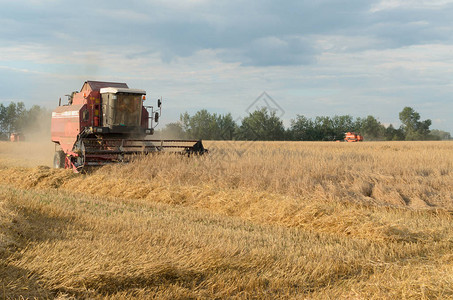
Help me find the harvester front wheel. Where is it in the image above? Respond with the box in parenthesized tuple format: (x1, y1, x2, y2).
(54, 150, 66, 169)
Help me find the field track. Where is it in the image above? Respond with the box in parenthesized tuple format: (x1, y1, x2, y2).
(1, 140, 453, 299)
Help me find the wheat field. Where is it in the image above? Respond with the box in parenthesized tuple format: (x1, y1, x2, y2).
(1, 140, 453, 299)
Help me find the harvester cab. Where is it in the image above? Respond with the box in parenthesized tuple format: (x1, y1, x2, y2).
(98, 87, 153, 135)
(51, 80, 206, 172)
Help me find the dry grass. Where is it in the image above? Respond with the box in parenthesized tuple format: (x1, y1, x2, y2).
(1, 140, 453, 299)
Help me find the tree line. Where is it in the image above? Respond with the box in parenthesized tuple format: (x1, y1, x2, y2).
(0, 102, 51, 140)
(157, 106, 451, 141)
(1, 101, 450, 141)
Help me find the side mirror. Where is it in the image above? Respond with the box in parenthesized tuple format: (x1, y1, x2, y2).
(154, 112, 159, 123)
(157, 99, 162, 108)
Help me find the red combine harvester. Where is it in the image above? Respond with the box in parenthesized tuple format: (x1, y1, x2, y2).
(51, 81, 206, 172)
(344, 132, 364, 142)
(10, 132, 25, 142)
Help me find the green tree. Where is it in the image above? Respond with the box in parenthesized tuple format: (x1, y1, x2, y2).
(217, 113, 237, 140)
(3, 102, 18, 132)
(189, 109, 217, 139)
(290, 115, 358, 141)
(0, 104, 5, 129)
(356, 115, 385, 140)
(312, 116, 335, 140)
(0, 102, 26, 133)
(384, 124, 405, 141)
(180, 112, 191, 134)
(237, 108, 285, 140)
(399, 107, 432, 140)
(290, 115, 315, 141)
(429, 129, 451, 140)
(0, 101, 51, 140)
(179, 110, 238, 140)
(331, 115, 356, 140)
(0, 103, 6, 139)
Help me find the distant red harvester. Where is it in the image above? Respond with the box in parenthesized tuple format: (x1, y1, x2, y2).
(344, 132, 364, 142)
(9, 132, 25, 142)
(51, 81, 206, 172)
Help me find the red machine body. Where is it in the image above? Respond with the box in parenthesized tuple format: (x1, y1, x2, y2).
(51, 81, 150, 155)
(51, 81, 205, 171)
(344, 132, 364, 142)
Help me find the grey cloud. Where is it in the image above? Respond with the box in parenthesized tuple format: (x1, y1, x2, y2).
(0, 0, 377, 65)
(368, 3, 453, 47)
(222, 36, 316, 66)
(1, 0, 453, 66)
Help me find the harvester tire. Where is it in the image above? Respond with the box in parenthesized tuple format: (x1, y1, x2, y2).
(54, 150, 66, 169)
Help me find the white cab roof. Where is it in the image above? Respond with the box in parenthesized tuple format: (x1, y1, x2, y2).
(100, 87, 146, 95)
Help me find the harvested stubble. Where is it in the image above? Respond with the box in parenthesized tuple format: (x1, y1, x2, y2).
(0, 140, 453, 299)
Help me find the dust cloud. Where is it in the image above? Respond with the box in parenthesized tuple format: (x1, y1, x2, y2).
(0, 112, 54, 168)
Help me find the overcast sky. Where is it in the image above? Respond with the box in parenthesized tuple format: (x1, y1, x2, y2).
(0, 0, 452, 132)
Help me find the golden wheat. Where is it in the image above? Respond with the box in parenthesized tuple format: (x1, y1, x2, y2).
(1, 140, 452, 299)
